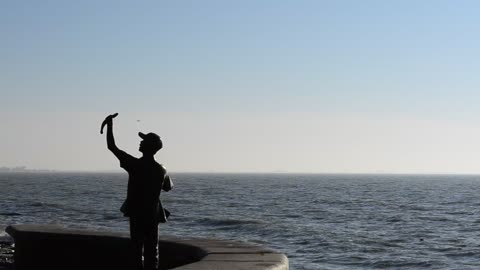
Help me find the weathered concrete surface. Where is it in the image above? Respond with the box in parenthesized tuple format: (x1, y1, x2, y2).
(158, 237, 288, 270)
(6, 224, 288, 270)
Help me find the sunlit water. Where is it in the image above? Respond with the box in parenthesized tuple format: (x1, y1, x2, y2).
(2, 173, 480, 269)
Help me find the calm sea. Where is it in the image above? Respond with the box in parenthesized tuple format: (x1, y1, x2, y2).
(2, 172, 480, 269)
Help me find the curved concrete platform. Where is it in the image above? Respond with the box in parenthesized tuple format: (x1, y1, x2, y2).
(6, 224, 288, 270)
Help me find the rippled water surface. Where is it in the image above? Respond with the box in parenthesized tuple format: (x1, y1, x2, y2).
(2, 173, 480, 269)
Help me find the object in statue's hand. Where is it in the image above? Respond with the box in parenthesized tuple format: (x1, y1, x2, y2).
(100, 113, 119, 134)
(163, 175, 174, 192)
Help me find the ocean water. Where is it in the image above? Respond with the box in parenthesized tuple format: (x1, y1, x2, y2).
(2, 173, 480, 269)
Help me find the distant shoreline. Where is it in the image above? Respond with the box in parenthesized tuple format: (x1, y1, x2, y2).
(0, 169, 55, 173)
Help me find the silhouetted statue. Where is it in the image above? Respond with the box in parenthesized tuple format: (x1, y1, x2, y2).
(101, 113, 173, 270)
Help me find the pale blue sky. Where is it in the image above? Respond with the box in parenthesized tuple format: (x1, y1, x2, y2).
(2, 1, 480, 173)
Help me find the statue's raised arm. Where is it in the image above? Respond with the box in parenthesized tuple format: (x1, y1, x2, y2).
(101, 113, 124, 156)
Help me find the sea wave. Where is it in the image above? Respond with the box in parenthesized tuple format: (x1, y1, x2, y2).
(0, 212, 21, 217)
(197, 217, 265, 227)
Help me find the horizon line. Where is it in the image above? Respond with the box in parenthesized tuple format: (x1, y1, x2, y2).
(3, 169, 480, 176)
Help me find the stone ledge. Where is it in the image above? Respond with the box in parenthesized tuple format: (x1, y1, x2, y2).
(6, 224, 288, 270)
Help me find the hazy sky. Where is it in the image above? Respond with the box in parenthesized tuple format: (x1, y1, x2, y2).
(2, 1, 480, 173)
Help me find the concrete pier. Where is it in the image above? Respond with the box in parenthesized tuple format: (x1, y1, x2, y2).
(6, 224, 288, 270)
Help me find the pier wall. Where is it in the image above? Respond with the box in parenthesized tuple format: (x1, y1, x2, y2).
(6, 224, 288, 270)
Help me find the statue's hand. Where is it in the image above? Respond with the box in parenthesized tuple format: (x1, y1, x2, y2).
(100, 113, 119, 134)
